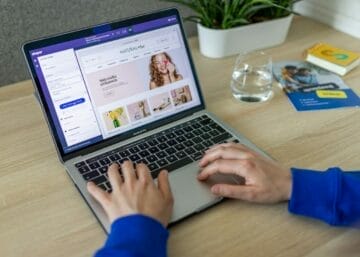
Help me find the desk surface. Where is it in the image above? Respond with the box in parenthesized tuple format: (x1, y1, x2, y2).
(0, 16, 359, 257)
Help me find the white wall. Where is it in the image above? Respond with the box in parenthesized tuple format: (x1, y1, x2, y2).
(294, 0, 360, 39)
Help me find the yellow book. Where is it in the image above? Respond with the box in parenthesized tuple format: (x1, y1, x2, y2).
(306, 42, 360, 76)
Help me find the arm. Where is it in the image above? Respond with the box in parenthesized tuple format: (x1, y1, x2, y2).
(87, 162, 173, 257)
(289, 167, 360, 226)
(95, 215, 168, 257)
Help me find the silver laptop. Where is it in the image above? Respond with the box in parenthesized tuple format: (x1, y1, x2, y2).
(23, 8, 267, 232)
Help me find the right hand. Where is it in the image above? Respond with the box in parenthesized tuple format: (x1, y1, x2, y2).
(197, 143, 292, 203)
(87, 161, 174, 227)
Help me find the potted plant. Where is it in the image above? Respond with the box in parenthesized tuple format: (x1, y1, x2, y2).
(167, 0, 301, 58)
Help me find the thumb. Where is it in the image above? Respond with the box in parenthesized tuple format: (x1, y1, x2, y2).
(211, 184, 256, 201)
(87, 182, 111, 209)
(157, 170, 173, 203)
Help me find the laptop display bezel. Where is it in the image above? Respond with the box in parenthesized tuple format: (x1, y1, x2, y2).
(22, 8, 206, 162)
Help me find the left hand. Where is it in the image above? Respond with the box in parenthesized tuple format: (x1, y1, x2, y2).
(87, 161, 174, 227)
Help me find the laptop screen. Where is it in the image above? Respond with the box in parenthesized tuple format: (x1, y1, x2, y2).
(25, 10, 203, 156)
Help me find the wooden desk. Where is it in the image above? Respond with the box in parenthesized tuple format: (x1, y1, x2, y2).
(0, 16, 359, 257)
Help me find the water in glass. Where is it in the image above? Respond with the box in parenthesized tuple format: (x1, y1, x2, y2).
(231, 51, 273, 102)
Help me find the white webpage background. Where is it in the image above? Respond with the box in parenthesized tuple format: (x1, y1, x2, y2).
(76, 24, 201, 139)
(37, 49, 101, 147)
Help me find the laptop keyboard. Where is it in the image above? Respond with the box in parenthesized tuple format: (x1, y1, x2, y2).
(74, 115, 236, 192)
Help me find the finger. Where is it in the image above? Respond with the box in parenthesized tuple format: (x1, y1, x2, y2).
(121, 161, 137, 183)
(211, 184, 257, 201)
(198, 159, 254, 180)
(87, 182, 110, 207)
(199, 145, 255, 167)
(107, 163, 122, 192)
(136, 163, 152, 184)
(157, 170, 173, 203)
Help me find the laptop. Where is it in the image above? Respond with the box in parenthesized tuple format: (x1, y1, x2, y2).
(23, 8, 268, 232)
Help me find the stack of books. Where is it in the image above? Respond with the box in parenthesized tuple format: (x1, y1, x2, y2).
(305, 42, 360, 76)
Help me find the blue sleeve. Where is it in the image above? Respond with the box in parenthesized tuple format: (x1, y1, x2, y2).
(289, 167, 360, 226)
(95, 214, 169, 257)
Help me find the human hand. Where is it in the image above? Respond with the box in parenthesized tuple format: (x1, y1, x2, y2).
(166, 62, 175, 74)
(198, 143, 292, 203)
(87, 161, 174, 227)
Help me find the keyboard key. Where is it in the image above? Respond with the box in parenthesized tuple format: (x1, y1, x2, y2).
(167, 139, 177, 146)
(137, 159, 148, 165)
(192, 123, 201, 129)
(174, 129, 184, 136)
(156, 151, 167, 159)
(98, 165, 108, 173)
(200, 133, 211, 140)
(99, 158, 111, 166)
(75, 161, 86, 168)
(176, 135, 186, 142)
(158, 143, 168, 150)
(185, 147, 196, 155)
(200, 118, 211, 125)
(139, 150, 150, 157)
(83, 170, 99, 181)
(201, 126, 211, 132)
(157, 159, 169, 167)
(184, 132, 195, 139)
(166, 155, 178, 163)
(138, 142, 149, 150)
(151, 157, 192, 179)
(88, 162, 100, 170)
(209, 130, 220, 137)
(149, 146, 160, 153)
(210, 123, 225, 133)
(129, 154, 140, 162)
(174, 143, 185, 151)
(119, 150, 130, 158)
(183, 126, 193, 132)
(211, 132, 232, 144)
(157, 135, 167, 143)
(166, 132, 176, 139)
(184, 140, 193, 147)
(91, 175, 107, 185)
(175, 151, 186, 159)
(148, 162, 159, 171)
(165, 147, 176, 155)
(190, 152, 203, 161)
(129, 146, 140, 154)
(193, 137, 202, 143)
(203, 140, 213, 147)
(146, 155, 158, 163)
(233, 139, 240, 143)
(148, 139, 158, 146)
(193, 129, 202, 136)
(78, 166, 90, 174)
(194, 143, 205, 151)
(109, 154, 120, 161)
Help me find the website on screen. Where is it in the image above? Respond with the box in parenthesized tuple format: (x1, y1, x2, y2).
(37, 23, 200, 151)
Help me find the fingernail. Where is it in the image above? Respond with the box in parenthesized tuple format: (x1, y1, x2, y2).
(211, 186, 219, 194)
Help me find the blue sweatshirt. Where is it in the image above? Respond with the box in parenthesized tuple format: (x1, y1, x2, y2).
(95, 167, 360, 257)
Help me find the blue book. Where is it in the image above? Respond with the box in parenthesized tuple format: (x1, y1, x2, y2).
(273, 61, 360, 111)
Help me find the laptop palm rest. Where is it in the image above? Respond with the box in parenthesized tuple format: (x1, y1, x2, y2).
(169, 162, 243, 223)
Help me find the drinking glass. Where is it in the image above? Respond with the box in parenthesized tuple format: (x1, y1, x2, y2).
(230, 51, 273, 102)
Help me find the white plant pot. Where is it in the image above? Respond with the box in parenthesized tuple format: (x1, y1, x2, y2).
(197, 14, 293, 58)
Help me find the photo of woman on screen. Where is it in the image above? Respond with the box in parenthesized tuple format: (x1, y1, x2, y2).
(149, 52, 183, 89)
